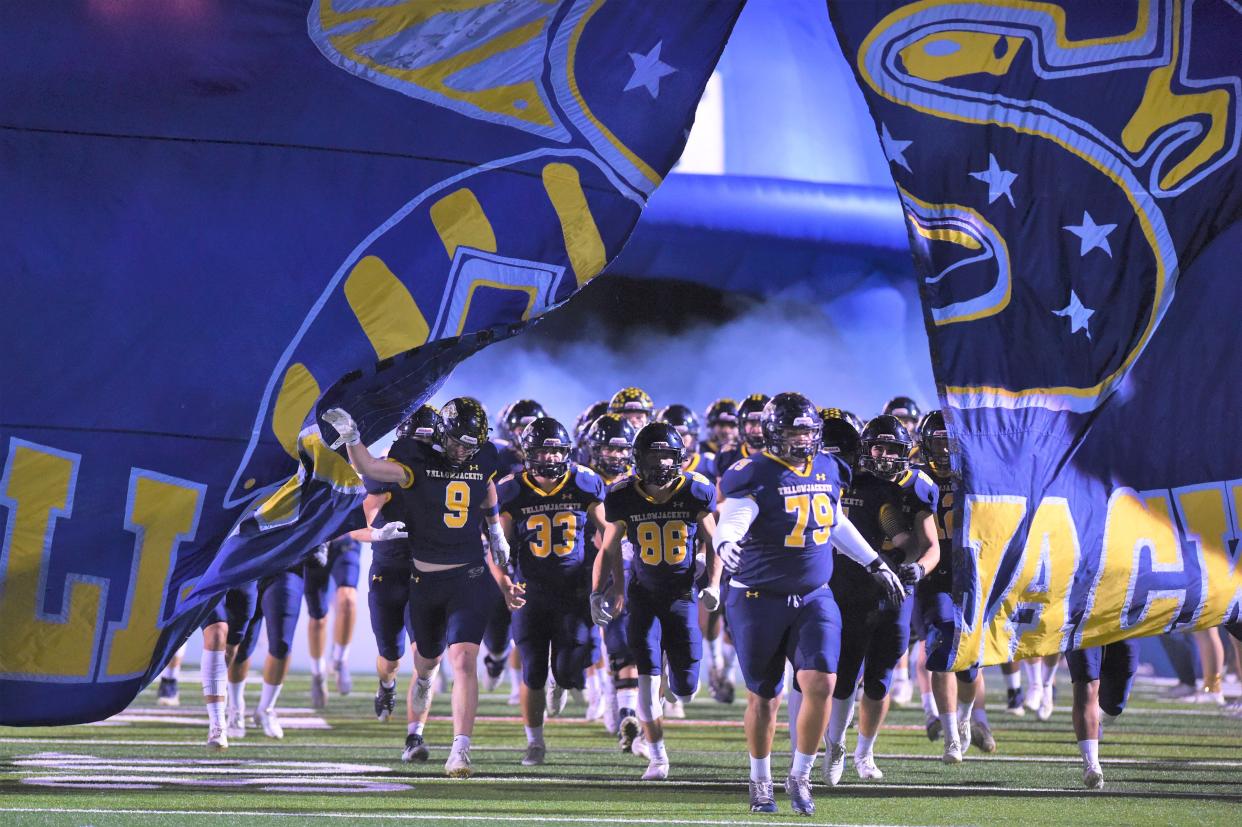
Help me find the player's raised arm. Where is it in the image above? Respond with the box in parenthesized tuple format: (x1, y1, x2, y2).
(322, 408, 411, 485)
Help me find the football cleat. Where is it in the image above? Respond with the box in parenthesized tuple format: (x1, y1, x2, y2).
(617, 709, 641, 753)
(925, 715, 942, 742)
(156, 677, 180, 707)
(1192, 690, 1226, 706)
(1083, 762, 1104, 790)
(482, 654, 506, 691)
(546, 681, 568, 718)
(854, 753, 884, 781)
(971, 717, 997, 753)
(226, 709, 246, 740)
(642, 757, 670, 781)
(785, 774, 815, 816)
(957, 715, 972, 753)
(375, 682, 397, 722)
(1005, 687, 1026, 715)
(310, 674, 328, 710)
(521, 741, 546, 767)
(1037, 684, 1055, 721)
(1166, 682, 1197, 700)
(824, 742, 847, 786)
(663, 698, 686, 719)
(206, 724, 228, 751)
(709, 667, 735, 704)
(748, 779, 778, 814)
(1024, 684, 1043, 713)
(335, 659, 352, 696)
(402, 733, 429, 763)
(445, 747, 473, 778)
(942, 738, 963, 765)
(255, 706, 283, 740)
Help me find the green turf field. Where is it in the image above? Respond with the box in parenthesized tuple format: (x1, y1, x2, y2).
(2, 670, 1239, 826)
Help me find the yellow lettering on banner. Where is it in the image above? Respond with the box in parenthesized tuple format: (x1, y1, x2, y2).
(105, 472, 204, 678)
(1175, 482, 1242, 629)
(430, 188, 497, 260)
(271, 363, 320, 459)
(0, 441, 103, 679)
(542, 163, 606, 287)
(344, 256, 430, 360)
(1084, 488, 1182, 647)
(993, 498, 1078, 662)
(951, 495, 1026, 672)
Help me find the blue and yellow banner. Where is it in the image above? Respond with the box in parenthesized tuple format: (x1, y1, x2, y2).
(829, 0, 1242, 669)
(0, 0, 741, 725)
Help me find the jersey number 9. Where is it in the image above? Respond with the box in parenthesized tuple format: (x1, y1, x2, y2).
(444, 481, 471, 529)
(784, 492, 834, 548)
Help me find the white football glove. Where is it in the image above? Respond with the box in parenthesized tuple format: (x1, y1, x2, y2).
(697, 585, 721, 613)
(867, 558, 905, 606)
(311, 543, 330, 567)
(589, 591, 614, 627)
(370, 521, 407, 542)
(716, 540, 742, 572)
(322, 407, 360, 450)
(487, 522, 510, 569)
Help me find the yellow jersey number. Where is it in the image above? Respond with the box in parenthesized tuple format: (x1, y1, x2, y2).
(526, 512, 578, 558)
(783, 492, 835, 548)
(444, 481, 471, 529)
(636, 520, 689, 566)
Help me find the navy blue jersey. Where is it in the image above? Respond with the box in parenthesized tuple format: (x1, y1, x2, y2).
(682, 452, 717, 486)
(833, 470, 934, 598)
(719, 452, 850, 595)
(605, 471, 716, 592)
(714, 443, 758, 485)
(911, 465, 952, 584)
(497, 465, 605, 589)
(383, 439, 501, 565)
(494, 438, 524, 477)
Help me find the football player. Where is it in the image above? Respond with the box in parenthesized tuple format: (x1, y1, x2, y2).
(491, 418, 607, 765)
(197, 586, 258, 749)
(303, 536, 361, 708)
(658, 404, 716, 482)
(701, 398, 739, 459)
(714, 394, 904, 815)
(324, 397, 510, 778)
(572, 401, 610, 466)
(819, 409, 862, 468)
(882, 395, 921, 440)
(495, 399, 546, 475)
(609, 386, 655, 431)
(1067, 639, 1140, 789)
(593, 422, 721, 780)
(822, 415, 940, 782)
(585, 413, 642, 745)
(155, 643, 188, 707)
(714, 393, 768, 478)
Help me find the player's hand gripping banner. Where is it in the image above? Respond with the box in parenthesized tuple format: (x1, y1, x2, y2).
(829, 0, 1242, 669)
(0, 0, 741, 724)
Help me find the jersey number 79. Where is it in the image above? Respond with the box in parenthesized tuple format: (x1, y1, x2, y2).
(784, 492, 834, 548)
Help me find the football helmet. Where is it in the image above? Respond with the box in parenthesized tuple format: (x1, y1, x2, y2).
(505, 399, 546, 443)
(397, 404, 441, 443)
(609, 386, 654, 428)
(494, 402, 514, 442)
(761, 393, 822, 460)
(438, 397, 490, 466)
(819, 408, 862, 468)
(633, 422, 685, 487)
(820, 406, 864, 434)
(918, 409, 951, 476)
(737, 393, 771, 450)
(657, 403, 700, 450)
(520, 417, 573, 480)
(704, 398, 739, 427)
(858, 414, 913, 480)
(883, 395, 921, 434)
(587, 413, 636, 478)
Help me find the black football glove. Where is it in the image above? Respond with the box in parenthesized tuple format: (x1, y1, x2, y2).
(898, 562, 925, 588)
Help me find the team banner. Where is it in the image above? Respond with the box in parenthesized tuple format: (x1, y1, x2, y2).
(0, 0, 741, 725)
(828, 0, 1242, 669)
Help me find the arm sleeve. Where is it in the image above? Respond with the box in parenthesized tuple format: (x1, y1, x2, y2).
(830, 511, 880, 567)
(714, 496, 759, 547)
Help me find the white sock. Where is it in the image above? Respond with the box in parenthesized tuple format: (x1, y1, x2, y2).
(451, 734, 471, 753)
(921, 691, 938, 718)
(381, 677, 397, 690)
(586, 669, 600, 697)
(957, 699, 974, 722)
(332, 643, 349, 663)
(200, 649, 227, 698)
(940, 710, 959, 743)
(650, 738, 668, 762)
(749, 753, 771, 782)
(259, 681, 282, 713)
(1079, 738, 1099, 766)
(227, 680, 246, 715)
(855, 731, 877, 759)
(790, 750, 816, 778)
(206, 700, 226, 728)
(617, 686, 638, 712)
(826, 696, 855, 748)
(708, 636, 725, 671)
(1004, 670, 1021, 691)
(1044, 659, 1060, 688)
(310, 656, 326, 677)
(408, 721, 424, 736)
(525, 725, 544, 744)
(1024, 660, 1044, 689)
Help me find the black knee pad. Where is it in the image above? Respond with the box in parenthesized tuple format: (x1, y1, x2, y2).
(613, 676, 638, 690)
